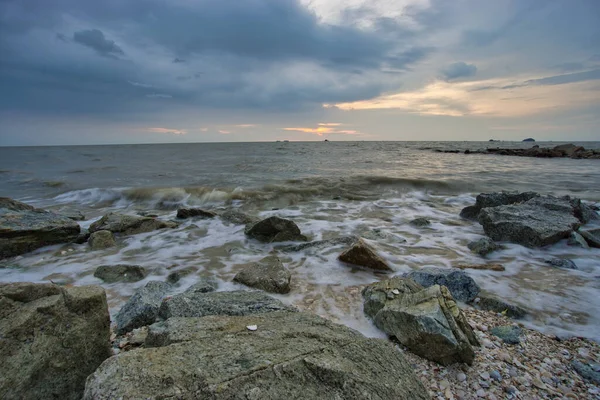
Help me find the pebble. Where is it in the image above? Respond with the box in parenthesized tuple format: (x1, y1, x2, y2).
(480, 372, 490, 380)
(482, 339, 495, 349)
(532, 377, 547, 390)
(490, 370, 502, 382)
(508, 368, 519, 378)
(439, 380, 450, 390)
(498, 352, 511, 363)
(505, 385, 517, 394)
(578, 347, 590, 358)
(456, 372, 466, 382)
(246, 325, 258, 331)
(476, 389, 485, 398)
(444, 387, 453, 399)
(479, 380, 490, 389)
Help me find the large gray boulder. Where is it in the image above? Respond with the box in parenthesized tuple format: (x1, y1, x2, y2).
(338, 238, 392, 271)
(363, 277, 479, 365)
(460, 192, 539, 220)
(1, 198, 81, 258)
(115, 281, 172, 335)
(0, 283, 111, 400)
(407, 267, 480, 303)
(158, 290, 295, 320)
(244, 216, 307, 243)
(89, 212, 177, 235)
(233, 255, 291, 294)
(84, 311, 428, 400)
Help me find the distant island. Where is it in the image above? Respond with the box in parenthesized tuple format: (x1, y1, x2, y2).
(522, 138, 535, 142)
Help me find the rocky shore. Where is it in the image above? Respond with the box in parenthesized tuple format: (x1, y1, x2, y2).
(1, 193, 599, 399)
(433, 143, 600, 159)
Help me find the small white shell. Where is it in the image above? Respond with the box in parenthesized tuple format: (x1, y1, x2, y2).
(246, 325, 258, 331)
(391, 289, 400, 295)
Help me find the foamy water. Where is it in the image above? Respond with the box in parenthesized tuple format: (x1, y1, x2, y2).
(1, 141, 599, 340)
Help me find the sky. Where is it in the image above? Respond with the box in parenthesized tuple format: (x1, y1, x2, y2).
(0, 0, 599, 145)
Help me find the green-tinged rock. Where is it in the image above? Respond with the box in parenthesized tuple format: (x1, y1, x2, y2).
(278, 236, 358, 252)
(244, 216, 307, 243)
(338, 238, 392, 271)
(567, 231, 589, 249)
(233, 255, 291, 294)
(1, 198, 81, 258)
(115, 281, 172, 335)
(490, 325, 522, 344)
(219, 209, 259, 225)
(475, 295, 527, 319)
(89, 212, 177, 235)
(572, 360, 600, 384)
(580, 228, 600, 248)
(363, 277, 479, 365)
(84, 311, 429, 400)
(409, 217, 431, 227)
(176, 208, 217, 219)
(158, 290, 295, 320)
(94, 264, 146, 283)
(184, 277, 218, 293)
(88, 230, 116, 250)
(468, 237, 501, 256)
(0, 282, 111, 400)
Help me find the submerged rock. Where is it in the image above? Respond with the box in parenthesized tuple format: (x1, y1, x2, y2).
(0, 198, 81, 258)
(580, 228, 600, 248)
(567, 231, 590, 248)
(460, 192, 539, 220)
(0, 283, 111, 400)
(89, 212, 177, 235)
(84, 311, 428, 400)
(93, 264, 146, 283)
(407, 267, 480, 302)
(363, 277, 479, 365)
(467, 237, 501, 256)
(544, 258, 578, 270)
(474, 295, 527, 319)
(185, 277, 218, 293)
(176, 208, 217, 219)
(115, 281, 172, 335)
(456, 263, 505, 272)
(88, 230, 116, 250)
(244, 216, 307, 243)
(158, 290, 295, 320)
(490, 325, 522, 344)
(233, 255, 291, 294)
(165, 266, 197, 284)
(278, 236, 358, 252)
(409, 217, 431, 227)
(338, 238, 392, 271)
(219, 209, 259, 225)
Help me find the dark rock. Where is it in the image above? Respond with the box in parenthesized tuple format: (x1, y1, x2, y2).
(456, 264, 505, 272)
(567, 231, 590, 249)
(580, 228, 600, 248)
(544, 258, 578, 270)
(522, 138, 535, 142)
(115, 281, 171, 335)
(406, 267, 480, 303)
(553, 143, 583, 157)
(74, 229, 91, 244)
(490, 325, 522, 344)
(184, 277, 218, 293)
(244, 216, 307, 243)
(572, 360, 600, 384)
(1, 199, 81, 258)
(409, 217, 431, 227)
(0, 283, 111, 400)
(278, 236, 358, 252)
(84, 311, 428, 400)
(338, 238, 392, 271)
(176, 208, 217, 219)
(58, 210, 86, 221)
(89, 213, 177, 235)
(474, 295, 527, 319)
(460, 192, 539, 220)
(362, 277, 479, 365)
(467, 237, 501, 256)
(88, 230, 116, 250)
(233, 255, 291, 294)
(93, 264, 146, 283)
(166, 267, 197, 285)
(219, 209, 259, 225)
(158, 290, 295, 320)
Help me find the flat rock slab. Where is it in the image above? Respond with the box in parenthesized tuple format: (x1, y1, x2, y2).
(233, 255, 291, 294)
(1, 199, 81, 258)
(89, 213, 177, 235)
(158, 290, 295, 320)
(176, 208, 217, 219)
(84, 311, 428, 400)
(0, 283, 111, 400)
(475, 295, 527, 319)
(580, 229, 600, 248)
(338, 238, 392, 271)
(406, 267, 480, 303)
(115, 281, 172, 335)
(278, 236, 358, 252)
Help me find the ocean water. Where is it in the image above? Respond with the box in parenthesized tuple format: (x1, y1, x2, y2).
(1, 141, 599, 340)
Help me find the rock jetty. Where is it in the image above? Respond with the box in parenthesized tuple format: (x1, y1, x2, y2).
(435, 143, 600, 159)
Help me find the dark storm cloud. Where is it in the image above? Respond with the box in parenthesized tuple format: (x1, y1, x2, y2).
(440, 62, 477, 81)
(72, 29, 124, 58)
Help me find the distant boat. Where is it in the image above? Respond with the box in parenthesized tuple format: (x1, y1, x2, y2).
(522, 138, 535, 142)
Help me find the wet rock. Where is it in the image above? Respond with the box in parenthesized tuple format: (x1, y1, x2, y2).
(89, 212, 177, 235)
(544, 258, 578, 270)
(410, 217, 431, 227)
(456, 263, 505, 272)
(58, 210, 86, 221)
(478, 197, 581, 247)
(74, 228, 91, 244)
(185, 277, 218, 293)
(554, 143, 584, 157)
(467, 237, 501, 256)
(0, 283, 111, 400)
(279, 236, 358, 252)
(572, 360, 600, 384)
(407, 267, 480, 302)
(475, 295, 527, 319)
(158, 290, 295, 320)
(363, 277, 479, 365)
(233, 255, 291, 294)
(567, 231, 590, 248)
(84, 311, 428, 400)
(219, 209, 259, 225)
(490, 325, 522, 344)
(1, 198, 81, 258)
(338, 238, 392, 271)
(579, 228, 600, 248)
(115, 281, 171, 335)
(88, 230, 116, 250)
(93, 264, 146, 283)
(176, 208, 217, 219)
(460, 192, 539, 220)
(244, 216, 307, 243)
(166, 266, 197, 284)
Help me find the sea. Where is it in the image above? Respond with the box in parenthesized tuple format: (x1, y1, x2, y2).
(1, 141, 599, 341)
